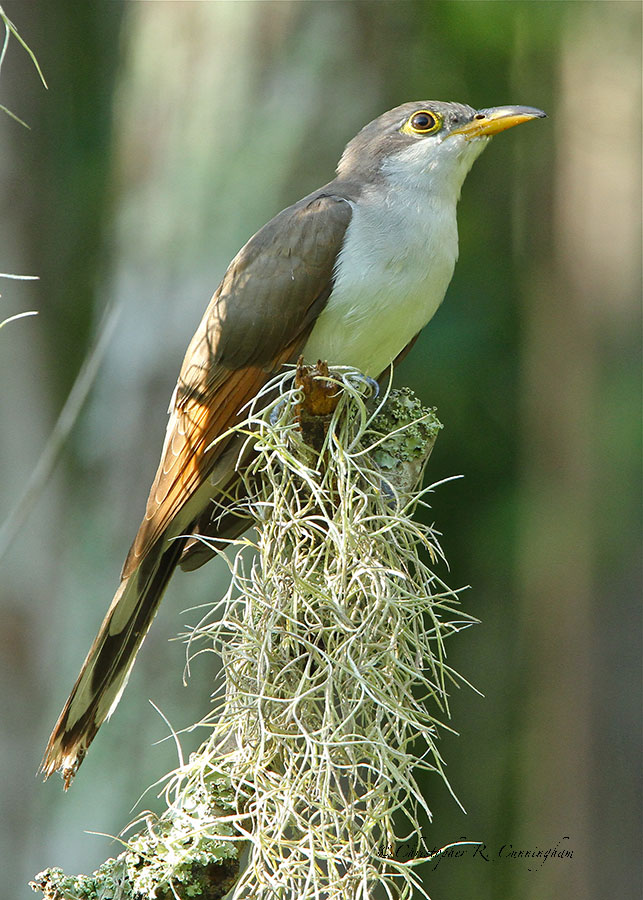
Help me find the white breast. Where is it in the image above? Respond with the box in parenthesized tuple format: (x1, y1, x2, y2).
(303, 183, 459, 376)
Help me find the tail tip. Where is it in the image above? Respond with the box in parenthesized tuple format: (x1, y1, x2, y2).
(40, 741, 85, 791)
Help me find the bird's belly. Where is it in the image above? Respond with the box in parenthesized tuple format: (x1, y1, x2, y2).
(303, 248, 455, 376)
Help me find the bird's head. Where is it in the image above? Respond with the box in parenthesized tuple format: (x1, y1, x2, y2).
(338, 100, 546, 197)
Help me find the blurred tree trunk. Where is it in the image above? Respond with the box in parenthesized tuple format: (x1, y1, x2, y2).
(0, 0, 123, 895)
(516, 5, 641, 900)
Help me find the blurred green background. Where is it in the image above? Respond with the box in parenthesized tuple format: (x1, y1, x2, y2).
(0, 2, 640, 898)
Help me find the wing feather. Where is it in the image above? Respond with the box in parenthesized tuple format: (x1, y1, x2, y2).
(122, 192, 353, 577)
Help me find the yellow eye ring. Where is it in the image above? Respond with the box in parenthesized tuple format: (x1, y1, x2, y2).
(401, 109, 442, 136)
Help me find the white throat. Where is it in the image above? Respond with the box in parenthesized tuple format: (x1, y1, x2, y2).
(303, 134, 488, 376)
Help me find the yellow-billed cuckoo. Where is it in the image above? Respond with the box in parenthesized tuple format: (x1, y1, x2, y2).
(42, 100, 545, 787)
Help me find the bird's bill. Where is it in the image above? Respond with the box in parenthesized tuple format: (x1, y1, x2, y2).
(450, 105, 546, 140)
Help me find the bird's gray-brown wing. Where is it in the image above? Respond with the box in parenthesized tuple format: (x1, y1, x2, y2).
(122, 191, 353, 577)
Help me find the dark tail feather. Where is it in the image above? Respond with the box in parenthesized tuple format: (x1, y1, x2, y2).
(41, 535, 186, 789)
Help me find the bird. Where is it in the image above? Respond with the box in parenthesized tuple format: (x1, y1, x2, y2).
(42, 100, 545, 788)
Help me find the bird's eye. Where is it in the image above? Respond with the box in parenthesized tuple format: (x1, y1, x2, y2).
(402, 110, 442, 136)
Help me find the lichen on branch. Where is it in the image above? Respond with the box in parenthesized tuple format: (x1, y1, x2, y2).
(32, 366, 475, 900)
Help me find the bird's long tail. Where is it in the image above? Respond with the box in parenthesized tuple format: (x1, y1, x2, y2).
(41, 534, 186, 789)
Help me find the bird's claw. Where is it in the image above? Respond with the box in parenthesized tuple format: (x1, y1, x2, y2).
(270, 399, 288, 425)
(345, 372, 380, 399)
